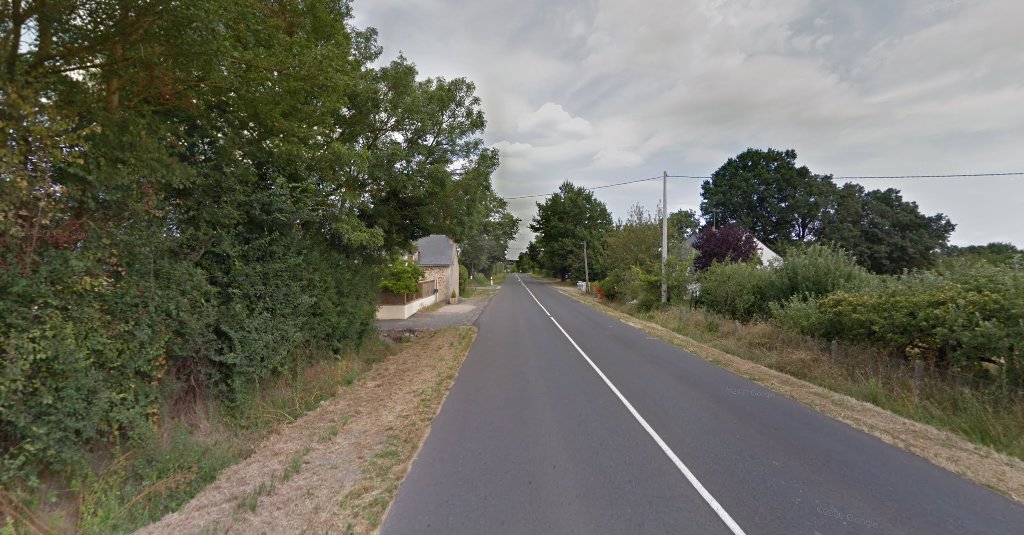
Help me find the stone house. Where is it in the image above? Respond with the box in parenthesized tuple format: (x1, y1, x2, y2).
(413, 234, 460, 304)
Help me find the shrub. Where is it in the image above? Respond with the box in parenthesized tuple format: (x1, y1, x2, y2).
(762, 243, 875, 303)
(0, 229, 381, 484)
(0, 231, 204, 483)
(379, 258, 424, 295)
(620, 266, 662, 311)
(459, 264, 469, 292)
(816, 260, 1024, 383)
(699, 262, 771, 322)
(599, 272, 621, 301)
(769, 296, 826, 337)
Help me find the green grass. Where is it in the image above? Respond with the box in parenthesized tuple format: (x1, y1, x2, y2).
(236, 478, 276, 513)
(601, 299, 1024, 462)
(9, 337, 399, 534)
(282, 450, 306, 482)
(462, 270, 508, 299)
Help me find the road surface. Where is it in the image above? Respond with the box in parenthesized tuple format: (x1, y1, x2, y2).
(381, 275, 1024, 534)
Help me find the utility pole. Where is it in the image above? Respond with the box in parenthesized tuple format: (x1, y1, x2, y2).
(583, 240, 590, 293)
(661, 170, 668, 304)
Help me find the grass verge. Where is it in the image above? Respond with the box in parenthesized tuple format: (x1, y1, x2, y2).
(462, 271, 505, 299)
(554, 286, 1024, 504)
(3, 337, 398, 534)
(129, 327, 476, 535)
(339, 327, 476, 533)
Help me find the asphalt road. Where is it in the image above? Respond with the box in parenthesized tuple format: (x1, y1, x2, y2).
(381, 275, 1024, 534)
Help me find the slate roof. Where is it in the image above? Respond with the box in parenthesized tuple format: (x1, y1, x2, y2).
(415, 234, 456, 266)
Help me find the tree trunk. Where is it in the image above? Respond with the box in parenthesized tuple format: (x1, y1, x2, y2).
(6, 0, 23, 79)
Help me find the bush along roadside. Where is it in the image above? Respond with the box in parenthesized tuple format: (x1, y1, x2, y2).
(696, 246, 1023, 389)
(591, 244, 1024, 461)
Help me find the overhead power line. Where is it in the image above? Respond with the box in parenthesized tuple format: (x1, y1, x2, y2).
(503, 175, 666, 200)
(834, 172, 1024, 179)
(501, 171, 1024, 201)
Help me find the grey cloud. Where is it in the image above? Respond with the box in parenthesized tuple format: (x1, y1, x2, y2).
(354, 0, 1024, 254)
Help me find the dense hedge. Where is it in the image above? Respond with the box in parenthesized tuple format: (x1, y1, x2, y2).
(0, 224, 379, 483)
(698, 262, 772, 321)
(700, 244, 871, 321)
(696, 246, 1024, 385)
(814, 261, 1023, 383)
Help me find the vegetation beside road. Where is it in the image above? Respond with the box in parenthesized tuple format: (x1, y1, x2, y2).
(556, 286, 1024, 503)
(1, 1, 517, 531)
(519, 146, 1023, 482)
(4, 337, 398, 534)
(579, 241, 1024, 461)
(615, 295, 1021, 461)
(133, 328, 475, 535)
(339, 328, 475, 533)
(461, 265, 508, 298)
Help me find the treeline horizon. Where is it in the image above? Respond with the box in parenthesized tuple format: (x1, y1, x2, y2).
(519, 147, 1000, 280)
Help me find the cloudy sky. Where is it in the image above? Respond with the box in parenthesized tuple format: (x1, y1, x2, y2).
(352, 0, 1024, 255)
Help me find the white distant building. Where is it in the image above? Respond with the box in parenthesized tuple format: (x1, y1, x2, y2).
(753, 237, 781, 266)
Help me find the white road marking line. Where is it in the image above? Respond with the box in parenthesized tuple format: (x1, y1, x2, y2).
(514, 274, 747, 535)
(515, 274, 552, 316)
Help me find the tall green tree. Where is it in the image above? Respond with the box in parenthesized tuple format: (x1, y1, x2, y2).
(668, 208, 701, 240)
(818, 184, 955, 274)
(0, 0, 504, 482)
(459, 197, 520, 276)
(604, 204, 662, 276)
(517, 241, 542, 272)
(598, 204, 694, 307)
(529, 181, 613, 280)
(700, 148, 836, 246)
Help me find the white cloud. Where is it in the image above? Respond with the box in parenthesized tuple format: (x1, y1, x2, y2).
(355, 0, 1024, 254)
(516, 102, 593, 139)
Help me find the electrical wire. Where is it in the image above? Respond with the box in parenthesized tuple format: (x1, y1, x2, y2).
(834, 172, 1024, 179)
(501, 171, 1024, 201)
(503, 175, 663, 200)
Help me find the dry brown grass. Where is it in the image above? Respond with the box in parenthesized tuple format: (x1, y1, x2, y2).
(135, 327, 476, 535)
(556, 287, 1024, 505)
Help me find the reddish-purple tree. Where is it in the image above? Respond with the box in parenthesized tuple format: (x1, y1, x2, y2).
(693, 224, 760, 271)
